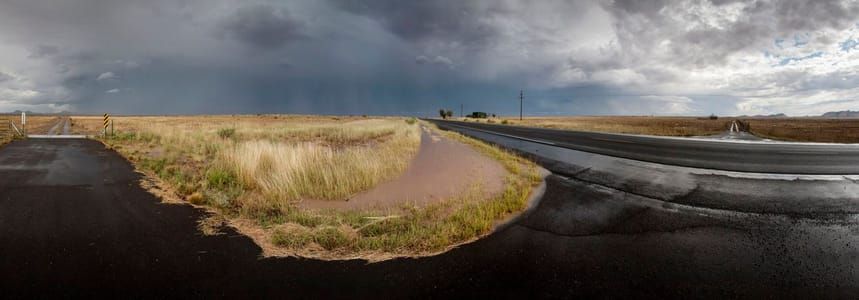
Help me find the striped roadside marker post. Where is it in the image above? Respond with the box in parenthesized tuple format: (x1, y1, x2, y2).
(103, 113, 110, 136)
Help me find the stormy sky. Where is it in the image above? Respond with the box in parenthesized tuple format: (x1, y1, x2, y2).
(1, 0, 858, 116)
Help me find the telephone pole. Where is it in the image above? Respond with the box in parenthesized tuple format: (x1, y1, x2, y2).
(519, 90, 523, 120)
(461, 103, 464, 118)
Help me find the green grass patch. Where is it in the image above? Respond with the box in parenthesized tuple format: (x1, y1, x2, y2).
(206, 167, 237, 190)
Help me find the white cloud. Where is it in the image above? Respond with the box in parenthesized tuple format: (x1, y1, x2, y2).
(415, 55, 454, 68)
(0, 87, 40, 101)
(96, 72, 116, 81)
(604, 95, 697, 115)
(116, 60, 140, 69)
(105, 88, 119, 94)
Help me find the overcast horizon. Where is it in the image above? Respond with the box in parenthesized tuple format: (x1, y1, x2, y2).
(1, 0, 858, 116)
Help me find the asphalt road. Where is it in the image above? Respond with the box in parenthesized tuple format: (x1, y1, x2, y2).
(2, 139, 859, 298)
(427, 119, 859, 174)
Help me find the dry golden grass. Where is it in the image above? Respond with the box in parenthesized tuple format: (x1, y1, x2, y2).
(220, 119, 420, 215)
(480, 116, 732, 136)
(69, 116, 105, 135)
(70, 114, 369, 136)
(99, 116, 420, 209)
(743, 118, 859, 143)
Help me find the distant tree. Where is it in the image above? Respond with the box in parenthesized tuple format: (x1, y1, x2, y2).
(469, 112, 488, 118)
(439, 109, 447, 119)
(491, 113, 496, 118)
(709, 114, 718, 120)
(445, 110, 453, 118)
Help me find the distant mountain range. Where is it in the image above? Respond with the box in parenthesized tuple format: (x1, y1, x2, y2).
(738, 113, 787, 118)
(737, 111, 859, 118)
(821, 110, 859, 118)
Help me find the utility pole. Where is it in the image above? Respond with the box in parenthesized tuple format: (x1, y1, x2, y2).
(519, 90, 523, 121)
(461, 103, 464, 118)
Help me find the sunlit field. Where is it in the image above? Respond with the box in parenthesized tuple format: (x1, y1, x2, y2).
(478, 116, 732, 137)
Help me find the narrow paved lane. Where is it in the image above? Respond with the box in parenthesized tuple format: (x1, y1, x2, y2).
(1, 139, 858, 298)
(0, 139, 263, 296)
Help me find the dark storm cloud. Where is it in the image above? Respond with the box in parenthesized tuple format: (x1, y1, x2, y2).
(334, 0, 499, 45)
(218, 4, 306, 50)
(1, 0, 858, 116)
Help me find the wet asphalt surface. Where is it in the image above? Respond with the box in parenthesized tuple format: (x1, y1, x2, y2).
(1, 139, 859, 298)
(429, 120, 859, 174)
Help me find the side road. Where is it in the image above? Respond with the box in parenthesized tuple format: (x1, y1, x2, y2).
(2, 139, 858, 298)
(0, 138, 263, 296)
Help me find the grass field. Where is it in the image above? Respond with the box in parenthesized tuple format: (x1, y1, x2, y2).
(479, 116, 732, 137)
(97, 115, 419, 207)
(93, 115, 539, 259)
(743, 118, 859, 143)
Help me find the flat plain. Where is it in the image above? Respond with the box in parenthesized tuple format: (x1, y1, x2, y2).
(742, 118, 859, 143)
(485, 116, 732, 136)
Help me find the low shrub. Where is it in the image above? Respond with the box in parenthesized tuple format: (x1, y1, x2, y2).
(206, 167, 237, 190)
(141, 157, 168, 174)
(217, 128, 236, 139)
(313, 227, 352, 250)
(187, 192, 205, 205)
(272, 227, 313, 248)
